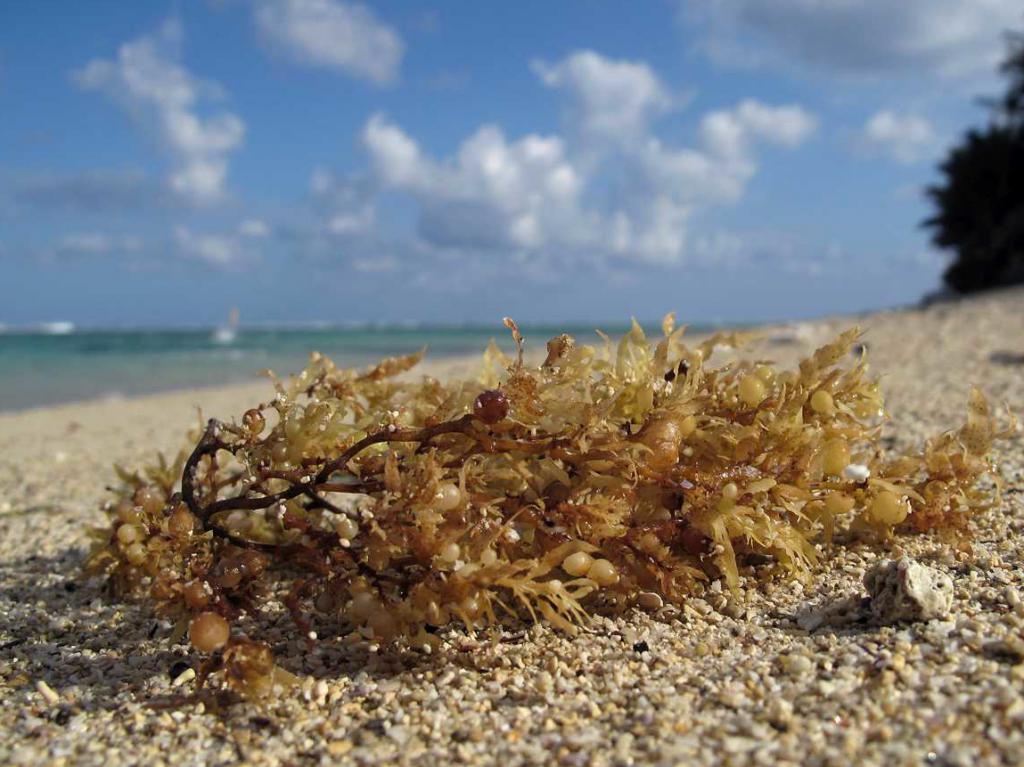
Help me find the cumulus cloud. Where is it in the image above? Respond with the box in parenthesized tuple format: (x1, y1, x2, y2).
(72, 21, 245, 205)
(532, 51, 673, 143)
(238, 219, 271, 238)
(174, 225, 252, 267)
(705, 100, 818, 151)
(693, 100, 817, 196)
(361, 51, 816, 266)
(593, 101, 815, 263)
(686, 0, 1022, 79)
(264, 169, 384, 268)
(308, 168, 378, 237)
(254, 0, 404, 85)
(860, 110, 937, 164)
(364, 115, 589, 252)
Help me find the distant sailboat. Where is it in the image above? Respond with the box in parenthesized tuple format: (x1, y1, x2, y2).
(41, 321, 76, 335)
(212, 307, 240, 345)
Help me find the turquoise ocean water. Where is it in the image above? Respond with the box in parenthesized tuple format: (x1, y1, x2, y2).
(0, 323, 698, 412)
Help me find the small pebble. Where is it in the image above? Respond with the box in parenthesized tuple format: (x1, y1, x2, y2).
(35, 680, 59, 705)
(865, 557, 953, 623)
(784, 655, 813, 676)
(171, 668, 196, 688)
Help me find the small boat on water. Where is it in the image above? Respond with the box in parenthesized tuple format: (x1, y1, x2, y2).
(40, 321, 76, 335)
(212, 307, 240, 345)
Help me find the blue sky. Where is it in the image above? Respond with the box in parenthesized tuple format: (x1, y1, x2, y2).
(1, 1, 1021, 327)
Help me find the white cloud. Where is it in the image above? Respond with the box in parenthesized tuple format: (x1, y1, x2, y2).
(711, 100, 818, 149)
(238, 219, 271, 238)
(73, 21, 245, 205)
(308, 168, 378, 236)
(693, 100, 817, 198)
(364, 115, 591, 253)
(362, 52, 816, 266)
(174, 226, 246, 267)
(861, 110, 937, 164)
(601, 101, 815, 264)
(270, 169, 384, 268)
(687, 0, 1021, 79)
(362, 116, 430, 188)
(327, 210, 375, 235)
(532, 51, 673, 143)
(254, 0, 403, 85)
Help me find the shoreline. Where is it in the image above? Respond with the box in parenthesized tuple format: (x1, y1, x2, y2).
(0, 352, 488, 419)
(10, 283, 1017, 417)
(0, 308, 869, 418)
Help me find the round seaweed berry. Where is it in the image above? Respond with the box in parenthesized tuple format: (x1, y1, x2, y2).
(189, 612, 230, 653)
(473, 389, 509, 424)
(242, 408, 265, 436)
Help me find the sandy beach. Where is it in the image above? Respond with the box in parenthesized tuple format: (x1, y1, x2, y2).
(2, 291, 1023, 767)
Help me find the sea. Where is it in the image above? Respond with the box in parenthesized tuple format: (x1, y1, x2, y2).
(0, 322, 700, 412)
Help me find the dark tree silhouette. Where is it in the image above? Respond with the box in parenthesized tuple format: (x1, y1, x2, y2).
(996, 32, 1024, 123)
(925, 32, 1024, 293)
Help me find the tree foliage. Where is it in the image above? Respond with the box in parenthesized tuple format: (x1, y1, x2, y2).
(926, 32, 1024, 293)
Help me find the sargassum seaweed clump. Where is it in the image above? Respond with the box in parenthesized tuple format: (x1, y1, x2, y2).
(87, 316, 1015, 698)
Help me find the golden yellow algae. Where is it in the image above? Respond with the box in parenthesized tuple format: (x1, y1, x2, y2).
(86, 318, 1014, 698)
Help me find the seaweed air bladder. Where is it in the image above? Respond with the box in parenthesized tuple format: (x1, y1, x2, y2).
(87, 315, 1014, 698)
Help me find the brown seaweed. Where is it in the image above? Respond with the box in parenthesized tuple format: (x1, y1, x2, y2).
(86, 317, 1014, 698)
